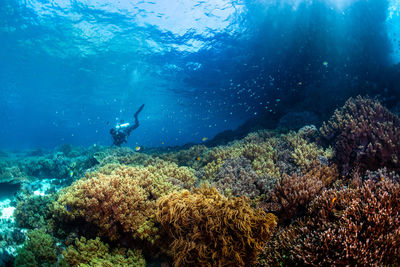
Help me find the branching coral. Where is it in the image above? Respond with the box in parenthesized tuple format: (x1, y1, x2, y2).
(14, 195, 54, 229)
(14, 228, 58, 267)
(92, 157, 197, 189)
(52, 164, 186, 243)
(321, 96, 400, 175)
(283, 131, 333, 172)
(263, 173, 324, 224)
(212, 156, 275, 198)
(262, 163, 338, 224)
(260, 177, 400, 266)
(62, 236, 145, 267)
(156, 186, 277, 267)
(199, 132, 281, 181)
(197, 129, 331, 184)
(143, 160, 197, 189)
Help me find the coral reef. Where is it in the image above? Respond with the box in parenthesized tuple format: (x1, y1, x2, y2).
(195, 129, 332, 184)
(156, 186, 277, 267)
(143, 159, 197, 189)
(158, 145, 209, 170)
(62, 236, 145, 267)
(52, 162, 192, 243)
(212, 156, 275, 198)
(14, 195, 54, 229)
(4, 95, 400, 267)
(260, 163, 339, 224)
(321, 96, 400, 175)
(196, 132, 281, 182)
(282, 131, 333, 171)
(0, 160, 27, 183)
(259, 176, 400, 266)
(14, 228, 58, 267)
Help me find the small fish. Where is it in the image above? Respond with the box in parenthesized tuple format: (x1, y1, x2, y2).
(69, 170, 74, 177)
(381, 176, 385, 181)
(323, 61, 328, 67)
(161, 141, 165, 145)
(298, 81, 302, 85)
(135, 146, 141, 151)
(331, 197, 337, 205)
(201, 137, 208, 142)
(196, 156, 201, 161)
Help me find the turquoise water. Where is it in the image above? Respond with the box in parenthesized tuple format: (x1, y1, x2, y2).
(0, 0, 399, 149)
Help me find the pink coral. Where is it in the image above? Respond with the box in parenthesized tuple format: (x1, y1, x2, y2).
(321, 96, 400, 175)
(260, 176, 400, 266)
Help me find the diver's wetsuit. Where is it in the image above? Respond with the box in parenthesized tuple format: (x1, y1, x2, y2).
(110, 104, 145, 146)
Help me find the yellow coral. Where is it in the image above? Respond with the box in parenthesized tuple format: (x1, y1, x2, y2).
(156, 186, 277, 267)
(145, 160, 197, 189)
(201, 131, 281, 181)
(283, 131, 333, 171)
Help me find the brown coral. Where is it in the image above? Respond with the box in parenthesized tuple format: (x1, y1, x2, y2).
(262, 163, 338, 224)
(321, 96, 400, 175)
(156, 186, 277, 267)
(52, 164, 186, 242)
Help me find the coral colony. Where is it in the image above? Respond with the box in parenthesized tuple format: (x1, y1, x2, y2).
(0, 96, 399, 266)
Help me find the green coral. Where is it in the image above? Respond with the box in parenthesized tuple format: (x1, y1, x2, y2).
(14, 228, 58, 267)
(62, 237, 145, 267)
(14, 195, 54, 229)
(282, 131, 333, 171)
(0, 160, 27, 183)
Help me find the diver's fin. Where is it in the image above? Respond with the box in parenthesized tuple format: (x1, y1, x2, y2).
(133, 104, 145, 125)
(134, 104, 145, 118)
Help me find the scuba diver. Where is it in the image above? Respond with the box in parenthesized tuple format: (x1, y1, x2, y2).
(110, 104, 145, 146)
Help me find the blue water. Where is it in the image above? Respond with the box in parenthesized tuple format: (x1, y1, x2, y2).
(0, 0, 399, 149)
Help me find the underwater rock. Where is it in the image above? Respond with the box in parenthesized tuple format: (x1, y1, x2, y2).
(0, 150, 8, 158)
(278, 111, 319, 130)
(0, 248, 12, 267)
(0, 163, 27, 184)
(204, 113, 278, 147)
(0, 182, 21, 200)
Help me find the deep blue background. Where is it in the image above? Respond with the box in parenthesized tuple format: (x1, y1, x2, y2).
(0, 0, 399, 149)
